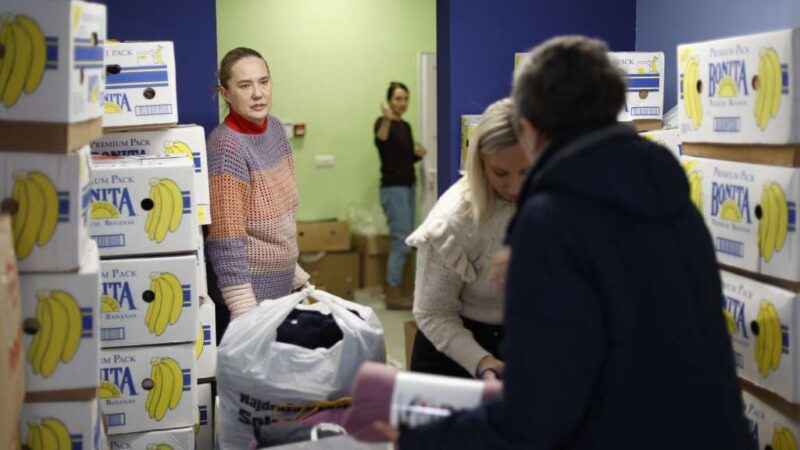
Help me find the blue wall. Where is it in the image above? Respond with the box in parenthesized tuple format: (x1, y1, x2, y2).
(99, 0, 219, 135)
(437, 0, 638, 193)
(636, 0, 800, 112)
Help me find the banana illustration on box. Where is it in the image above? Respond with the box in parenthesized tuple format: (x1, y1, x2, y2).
(145, 178, 184, 243)
(145, 272, 184, 336)
(146, 445, 173, 450)
(99, 380, 121, 399)
(27, 290, 82, 377)
(11, 171, 59, 259)
(194, 322, 204, 360)
(101, 294, 121, 313)
(0, 14, 47, 108)
(772, 426, 799, 450)
(145, 357, 185, 421)
(91, 200, 120, 219)
(687, 170, 703, 212)
(164, 141, 193, 159)
(754, 300, 784, 378)
(682, 56, 703, 129)
(755, 47, 784, 131)
(25, 418, 72, 450)
(723, 309, 739, 335)
(759, 181, 789, 263)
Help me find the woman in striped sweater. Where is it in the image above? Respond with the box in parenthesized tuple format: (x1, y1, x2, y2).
(207, 47, 309, 319)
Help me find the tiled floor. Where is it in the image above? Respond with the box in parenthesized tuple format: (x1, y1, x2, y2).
(353, 289, 414, 370)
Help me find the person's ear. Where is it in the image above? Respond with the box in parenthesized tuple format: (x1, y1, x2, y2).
(219, 85, 230, 104)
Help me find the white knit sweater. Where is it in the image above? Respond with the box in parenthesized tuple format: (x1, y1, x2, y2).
(406, 178, 515, 376)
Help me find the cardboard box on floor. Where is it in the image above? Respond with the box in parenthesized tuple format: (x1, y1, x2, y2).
(299, 251, 360, 299)
(352, 233, 415, 296)
(404, 321, 418, 370)
(0, 216, 24, 450)
(297, 220, 351, 253)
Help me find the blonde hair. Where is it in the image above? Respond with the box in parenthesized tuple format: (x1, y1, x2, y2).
(465, 98, 519, 223)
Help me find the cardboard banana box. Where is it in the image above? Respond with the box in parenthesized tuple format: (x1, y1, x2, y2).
(682, 156, 800, 282)
(1, 147, 92, 272)
(20, 399, 101, 450)
(639, 128, 681, 160)
(609, 52, 665, 122)
(99, 254, 200, 348)
(721, 270, 800, 403)
(107, 426, 194, 450)
(89, 155, 198, 258)
(0, 0, 106, 152)
(679, 29, 800, 145)
(99, 343, 197, 435)
(20, 241, 100, 394)
(197, 297, 217, 380)
(103, 41, 177, 130)
(196, 232, 208, 300)
(90, 125, 211, 225)
(0, 215, 25, 450)
(197, 382, 215, 450)
(742, 385, 800, 449)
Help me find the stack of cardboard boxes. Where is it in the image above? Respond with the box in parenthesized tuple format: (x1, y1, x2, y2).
(0, 1, 107, 448)
(297, 220, 360, 298)
(678, 29, 800, 447)
(85, 40, 217, 449)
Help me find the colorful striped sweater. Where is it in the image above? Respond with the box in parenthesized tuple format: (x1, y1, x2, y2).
(206, 115, 309, 317)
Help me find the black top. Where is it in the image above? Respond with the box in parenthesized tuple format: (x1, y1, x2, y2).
(399, 124, 751, 450)
(374, 117, 421, 187)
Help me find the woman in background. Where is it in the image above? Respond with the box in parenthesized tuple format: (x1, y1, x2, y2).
(407, 98, 529, 380)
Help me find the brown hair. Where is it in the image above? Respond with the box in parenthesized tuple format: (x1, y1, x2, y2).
(513, 36, 625, 142)
(217, 47, 270, 90)
(386, 81, 409, 101)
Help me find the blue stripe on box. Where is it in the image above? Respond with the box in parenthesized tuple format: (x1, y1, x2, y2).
(106, 67, 169, 86)
(200, 405, 209, 424)
(625, 76, 660, 89)
(182, 192, 192, 213)
(182, 369, 191, 390)
(182, 286, 192, 306)
(203, 325, 212, 344)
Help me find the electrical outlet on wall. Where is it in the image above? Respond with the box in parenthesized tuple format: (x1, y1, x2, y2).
(314, 155, 334, 168)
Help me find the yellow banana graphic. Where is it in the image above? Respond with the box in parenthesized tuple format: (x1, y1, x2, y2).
(101, 295, 121, 313)
(145, 272, 183, 336)
(146, 357, 185, 420)
(11, 171, 60, 259)
(760, 181, 788, 263)
(26, 418, 72, 450)
(767, 301, 783, 372)
(720, 199, 741, 222)
(164, 141, 193, 159)
(91, 200, 120, 219)
(0, 15, 47, 106)
(147, 444, 174, 450)
(683, 56, 703, 129)
(723, 309, 738, 335)
(195, 322, 204, 360)
(27, 290, 82, 377)
(770, 182, 789, 252)
(161, 272, 184, 325)
(145, 178, 185, 243)
(755, 300, 782, 378)
(99, 380, 121, 399)
(14, 15, 46, 94)
(0, 18, 16, 103)
(782, 427, 799, 450)
(104, 102, 122, 114)
(688, 170, 702, 212)
(755, 47, 784, 131)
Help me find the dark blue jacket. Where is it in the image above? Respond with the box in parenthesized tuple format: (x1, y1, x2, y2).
(399, 124, 751, 449)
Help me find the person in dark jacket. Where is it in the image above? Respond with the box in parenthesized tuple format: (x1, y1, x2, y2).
(377, 35, 751, 450)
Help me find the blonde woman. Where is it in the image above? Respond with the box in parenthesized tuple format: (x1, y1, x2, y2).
(406, 98, 530, 380)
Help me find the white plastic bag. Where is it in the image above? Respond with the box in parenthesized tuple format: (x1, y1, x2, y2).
(217, 289, 386, 450)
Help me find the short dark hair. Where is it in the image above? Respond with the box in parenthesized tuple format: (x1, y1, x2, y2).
(513, 36, 625, 142)
(387, 81, 409, 101)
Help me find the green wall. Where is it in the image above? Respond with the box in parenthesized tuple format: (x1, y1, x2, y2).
(216, 0, 436, 221)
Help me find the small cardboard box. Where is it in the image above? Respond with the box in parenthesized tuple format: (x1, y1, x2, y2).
(0, 216, 24, 450)
(197, 382, 214, 450)
(99, 343, 197, 435)
(20, 242, 100, 393)
(103, 41, 178, 130)
(91, 125, 211, 225)
(722, 270, 800, 403)
(296, 221, 351, 252)
(298, 251, 360, 299)
(197, 297, 217, 380)
(1, 146, 92, 272)
(99, 254, 200, 348)
(682, 155, 800, 281)
(89, 155, 198, 257)
(679, 29, 800, 144)
(353, 233, 414, 294)
(0, 0, 106, 153)
(609, 52, 665, 122)
(742, 384, 800, 449)
(107, 426, 195, 450)
(639, 128, 681, 160)
(20, 399, 101, 450)
(460, 115, 480, 170)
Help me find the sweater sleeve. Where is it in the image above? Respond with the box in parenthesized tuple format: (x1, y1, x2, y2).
(398, 196, 606, 449)
(206, 132, 257, 315)
(412, 244, 490, 377)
